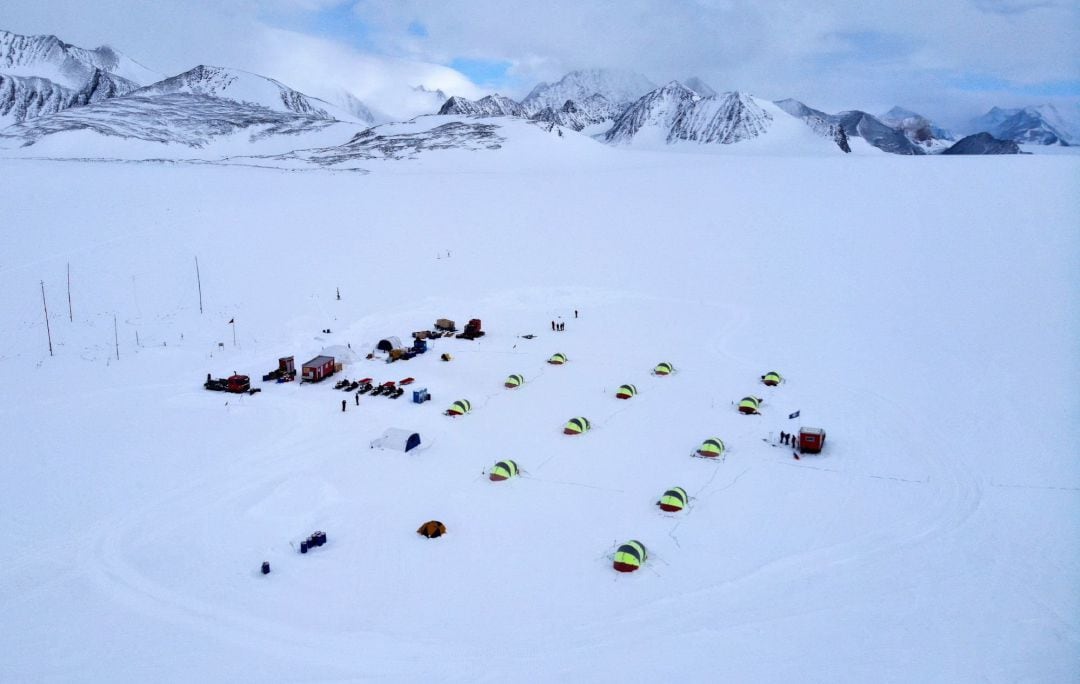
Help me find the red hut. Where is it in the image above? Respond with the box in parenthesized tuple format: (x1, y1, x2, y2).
(301, 355, 335, 382)
(798, 427, 826, 454)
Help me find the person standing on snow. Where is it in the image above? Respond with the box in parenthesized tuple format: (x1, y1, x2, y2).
(355, 392, 360, 406)
(341, 399, 346, 412)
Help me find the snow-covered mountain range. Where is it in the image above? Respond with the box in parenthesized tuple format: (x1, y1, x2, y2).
(967, 104, 1078, 145)
(0, 28, 159, 126)
(520, 68, 656, 116)
(436, 80, 849, 152)
(0, 28, 374, 142)
(0, 90, 345, 151)
(607, 82, 850, 152)
(439, 94, 525, 118)
(1, 27, 1071, 162)
(437, 69, 658, 134)
(776, 99, 928, 155)
(131, 65, 346, 120)
(0, 28, 158, 88)
(0, 64, 366, 153)
(531, 94, 623, 132)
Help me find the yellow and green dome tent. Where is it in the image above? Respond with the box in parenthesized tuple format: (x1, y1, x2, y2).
(653, 362, 674, 376)
(762, 371, 782, 386)
(489, 460, 520, 481)
(447, 399, 472, 416)
(738, 396, 761, 414)
(613, 540, 647, 573)
(563, 417, 591, 435)
(548, 352, 567, 365)
(615, 384, 637, 399)
(504, 374, 524, 389)
(697, 438, 725, 458)
(657, 487, 688, 512)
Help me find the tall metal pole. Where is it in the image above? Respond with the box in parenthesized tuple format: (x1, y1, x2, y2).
(195, 256, 203, 314)
(67, 263, 73, 322)
(232, 320, 237, 347)
(114, 314, 119, 360)
(41, 281, 53, 356)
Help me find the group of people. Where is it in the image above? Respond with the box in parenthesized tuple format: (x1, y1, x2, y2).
(780, 431, 798, 447)
(551, 310, 579, 332)
(780, 430, 800, 458)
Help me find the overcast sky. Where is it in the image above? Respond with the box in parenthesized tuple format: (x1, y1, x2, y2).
(4, 0, 1078, 125)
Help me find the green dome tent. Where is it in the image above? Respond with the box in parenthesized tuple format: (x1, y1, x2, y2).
(738, 396, 761, 414)
(615, 384, 637, 399)
(697, 438, 725, 458)
(563, 417, 591, 435)
(658, 487, 688, 512)
(548, 352, 567, 365)
(653, 362, 673, 376)
(761, 371, 782, 386)
(504, 374, 524, 389)
(489, 460, 520, 481)
(613, 540, 647, 573)
(447, 399, 472, 416)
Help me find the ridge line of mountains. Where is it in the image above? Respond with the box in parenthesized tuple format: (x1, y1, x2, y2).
(3, 28, 1077, 159)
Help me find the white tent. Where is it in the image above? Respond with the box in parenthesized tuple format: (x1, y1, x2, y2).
(370, 428, 422, 452)
(320, 344, 357, 364)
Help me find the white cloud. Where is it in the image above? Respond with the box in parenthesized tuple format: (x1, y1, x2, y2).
(350, 0, 1080, 116)
(252, 27, 481, 120)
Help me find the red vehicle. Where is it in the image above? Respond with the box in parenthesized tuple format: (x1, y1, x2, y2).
(205, 373, 252, 393)
(301, 355, 335, 383)
(798, 427, 826, 454)
(457, 319, 485, 340)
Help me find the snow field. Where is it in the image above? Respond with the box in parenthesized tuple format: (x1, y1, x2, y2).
(0, 149, 1077, 681)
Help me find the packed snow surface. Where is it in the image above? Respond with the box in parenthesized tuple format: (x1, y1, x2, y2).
(0, 133, 1077, 682)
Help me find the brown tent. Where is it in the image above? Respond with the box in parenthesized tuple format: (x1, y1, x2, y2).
(417, 520, 447, 538)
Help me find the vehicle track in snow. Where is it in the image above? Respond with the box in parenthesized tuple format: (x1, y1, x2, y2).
(68, 393, 404, 667)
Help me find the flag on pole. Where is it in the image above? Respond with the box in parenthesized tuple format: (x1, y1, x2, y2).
(228, 318, 234, 324)
(788, 410, 800, 419)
